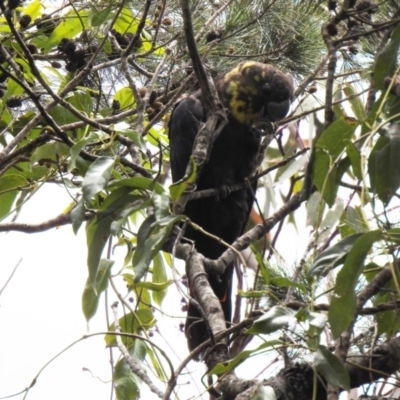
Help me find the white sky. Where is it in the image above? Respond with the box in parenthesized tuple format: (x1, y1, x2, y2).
(0, 183, 308, 400)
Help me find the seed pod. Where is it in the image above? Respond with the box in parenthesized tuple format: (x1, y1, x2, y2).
(72, 48, 86, 62)
(6, 97, 22, 108)
(19, 14, 32, 28)
(26, 43, 37, 54)
(36, 14, 57, 35)
(162, 17, 172, 26)
(152, 101, 163, 110)
(149, 90, 158, 104)
(51, 61, 62, 68)
(139, 87, 147, 98)
(112, 100, 120, 110)
(326, 22, 338, 36)
(65, 62, 77, 73)
(308, 85, 318, 94)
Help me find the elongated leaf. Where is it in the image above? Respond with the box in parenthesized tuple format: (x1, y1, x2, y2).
(210, 340, 282, 375)
(314, 345, 350, 390)
(82, 258, 113, 321)
(31, 142, 70, 163)
(22, 0, 43, 20)
(116, 128, 147, 153)
(329, 230, 381, 338)
(343, 84, 366, 121)
(108, 177, 164, 194)
(152, 192, 170, 221)
(151, 253, 168, 306)
(387, 228, 400, 244)
(0, 191, 17, 221)
(313, 118, 359, 206)
(110, 198, 150, 235)
(45, 10, 89, 51)
(86, 214, 113, 289)
(169, 156, 197, 202)
(113, 7, 139, 34)
(368, 124, 400, 205)
(113, 342, 145, 400)
(0, 174, 28, 192)
(82, 157, 115, 202)
(132, 215, 181, 283)
(68, 132, 100, 172)
(88, 4, 113, 27)
(374, 23, 400, 90)
(68, 91, 93, 116)
(114, 87, 135, 110)
(308, 233, 363, 279)
(105, 310, 156, 347)
(269, 277, 306, 293)
(70, 197, 85, 234)
(246, 306, 295, 335)
(346, 142, 362, 180)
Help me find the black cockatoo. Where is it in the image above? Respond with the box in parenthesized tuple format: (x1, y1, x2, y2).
(168, 61, 294, 354)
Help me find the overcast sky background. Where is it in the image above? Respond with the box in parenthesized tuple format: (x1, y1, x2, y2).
(0, 180, 314, 400)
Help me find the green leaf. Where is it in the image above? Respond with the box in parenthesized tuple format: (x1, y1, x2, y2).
(210, 340, 282, 375)
(152, 192, 170, 221)
(110, 198, 150, 235)
(114, 87, 136, 110)
(343, 84, 366, 121)
(270, 277, 306, 293)
(0, 191, 18, 221)
(68, 91, 93, 116)
(246, 306, 295, 335)
(374, 23, 400, 90)
(135, 280, 172, 292)
(314, 345, 350, 390)
(113, 342, 144, 400)
(308, 233, 363, 279)
(49, 104, 78, 125)
(387, 227, 400, 244)
(113, 7, 139, 34)
(105, 310, 156, 347)
(368, 125, 400, 205)
(313, 118, 359, 207)
(4, 77, 24, 103)
(82, 258, 113, 321)
(70, 197, 85, 234)
(132, 215, 180, 283)
(82, 157, 115, 202)
(256, 249, 270, 285)
(340, 206, 368, 236)
(0, 174, 29, 193)
(328, 230, 381, 338)
(31, 142, 70, 163)
(116, 128, 147, 153)
(68, 132, 101, 172)
(169, 156, 197, 202)
(86, 214, 113, 289)
(88, 4, 113, 27)
(346, 142, 362, 180)
(108, 177, 164, 194)
(151, 253, 168, 306)
(22, 0, 43, 20)
(44, 10, 89, 52)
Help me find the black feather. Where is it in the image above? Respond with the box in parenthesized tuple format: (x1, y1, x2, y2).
(169, 62, 294, 356)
